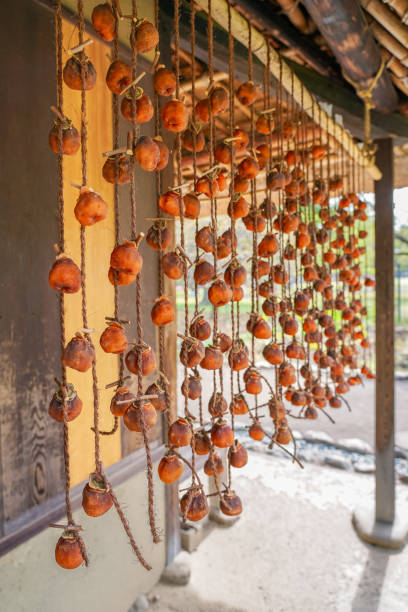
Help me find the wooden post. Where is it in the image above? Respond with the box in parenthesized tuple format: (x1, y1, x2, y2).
(353, 138, 408, 548)
(375, 137, 395, 524)
(158, 12, 181, 568)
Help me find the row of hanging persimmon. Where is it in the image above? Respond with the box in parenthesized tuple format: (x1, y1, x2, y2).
(47, 0, 374, 569)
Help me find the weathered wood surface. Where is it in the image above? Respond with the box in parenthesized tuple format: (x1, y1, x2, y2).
(230, 0, 337, 78)
(0, 0, 171, 541)
(0, 0, 65, 533)
(374, 138, 395, 523)
(303, 0, 398, 113)
(0, 442, 164, 556)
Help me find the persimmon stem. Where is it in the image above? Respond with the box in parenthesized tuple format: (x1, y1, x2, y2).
(120, 71, 146, 95)
(102, 147, 132, 157)
(105, 316, 131, 325)
(105, 375, 131, 389)
(68, 38, 93, 55)
(50, 105, 65, 122)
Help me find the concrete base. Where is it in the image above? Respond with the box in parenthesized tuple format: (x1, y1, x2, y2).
(160, 551, 191, 586)
(180, 516, 212, 552)
(209, 507, 241, 526)
(352, 504, 408, 549)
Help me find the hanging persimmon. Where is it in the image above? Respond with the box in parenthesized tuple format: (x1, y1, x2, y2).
(82, 473, 113, 517)
(92, 3, 115, 41)
(110, 387, 134, 417)
(154, 65, 176, 96)
(74, 187, 108, 226)
(106, 60, 132, 94)
(64, 53, 96, 90)
(135, 20, 159, 53)
(49, 383, 82, 422)
(161, 100, 189, 132)
(121, 92, 154, 124)
(158, 454, 183, 484)
(180, 489, 208, 522)
(125, 344, 156, 376)
(151, 295, 175, 326)
(100, 322, 127, 354)
(220, 491, 242, 516)
(236, 80, 257, 105)
(55, 533, 84, 570)
(62, 333, 94, 373)
(49, 118, 80, 155)
(168, 417, 192, 447)
(102, 154, 132, 184)
(49, 255, 81, 293)
(228, 442, 248, 468)
(134, 136, 160, 171)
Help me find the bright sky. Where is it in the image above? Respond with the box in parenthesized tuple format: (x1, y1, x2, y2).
(395, 187, 408, 229)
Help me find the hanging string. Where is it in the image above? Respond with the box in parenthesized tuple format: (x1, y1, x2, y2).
(112, 2, 123, 401)
(189, 1, 204, 428)
(75, 0, 152, 565)
(127, 0, 160, 545)
(227, 0, 236, 490)
(174, 0, 198, 487)
(247, 18, 259, 426)
(276, 54, 284, 400)
(99, 0, 122, 437)
(56, 0, 64, 254)
(153, 0, 171, 432)
(208, 0, 218, 345)
(205, 0, 224, 497)
(53, 0, 88, 566)
(77, 0, 102, 477)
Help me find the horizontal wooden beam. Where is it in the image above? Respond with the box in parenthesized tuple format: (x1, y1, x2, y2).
(287, 59, 408, 142)
(165, 0, 408, 142)
(303, 0, 398, 113)
(230, 0, 338, 79)
(0, 442, 164, 556)
(160, 0, 265, 84)
(194, 0, 382, 180)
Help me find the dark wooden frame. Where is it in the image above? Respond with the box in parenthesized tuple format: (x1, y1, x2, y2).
(0, 442, 164, 556)
(0, 440, 205, 556)
(374, 138, 395, 523)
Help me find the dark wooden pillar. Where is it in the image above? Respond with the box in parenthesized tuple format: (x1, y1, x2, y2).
(374, 138, 395, 523)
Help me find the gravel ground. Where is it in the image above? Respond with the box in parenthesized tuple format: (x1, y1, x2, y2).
(150, 452, 408, 612)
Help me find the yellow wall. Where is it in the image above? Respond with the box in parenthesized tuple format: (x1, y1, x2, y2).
(62, 20, 121, 485)
(63, 0, 155, 53)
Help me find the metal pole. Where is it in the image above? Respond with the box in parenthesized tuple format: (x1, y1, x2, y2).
(374, 137, 395, 524)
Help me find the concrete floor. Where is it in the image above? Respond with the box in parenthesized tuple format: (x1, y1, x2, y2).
(151, 452, 408, 612)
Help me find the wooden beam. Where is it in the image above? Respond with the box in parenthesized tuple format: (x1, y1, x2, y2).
(287, 59, 408, 142)
(230, 0, 338, 78)
(353, 139, 408, 548)
(0, 443, 164, 556)
(193, 0, 381, 180)
(375, 138, 395, 523)
(163, 0, 408, 142)
(303, 0, 398, 113)
(159, 0, 265, 84)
